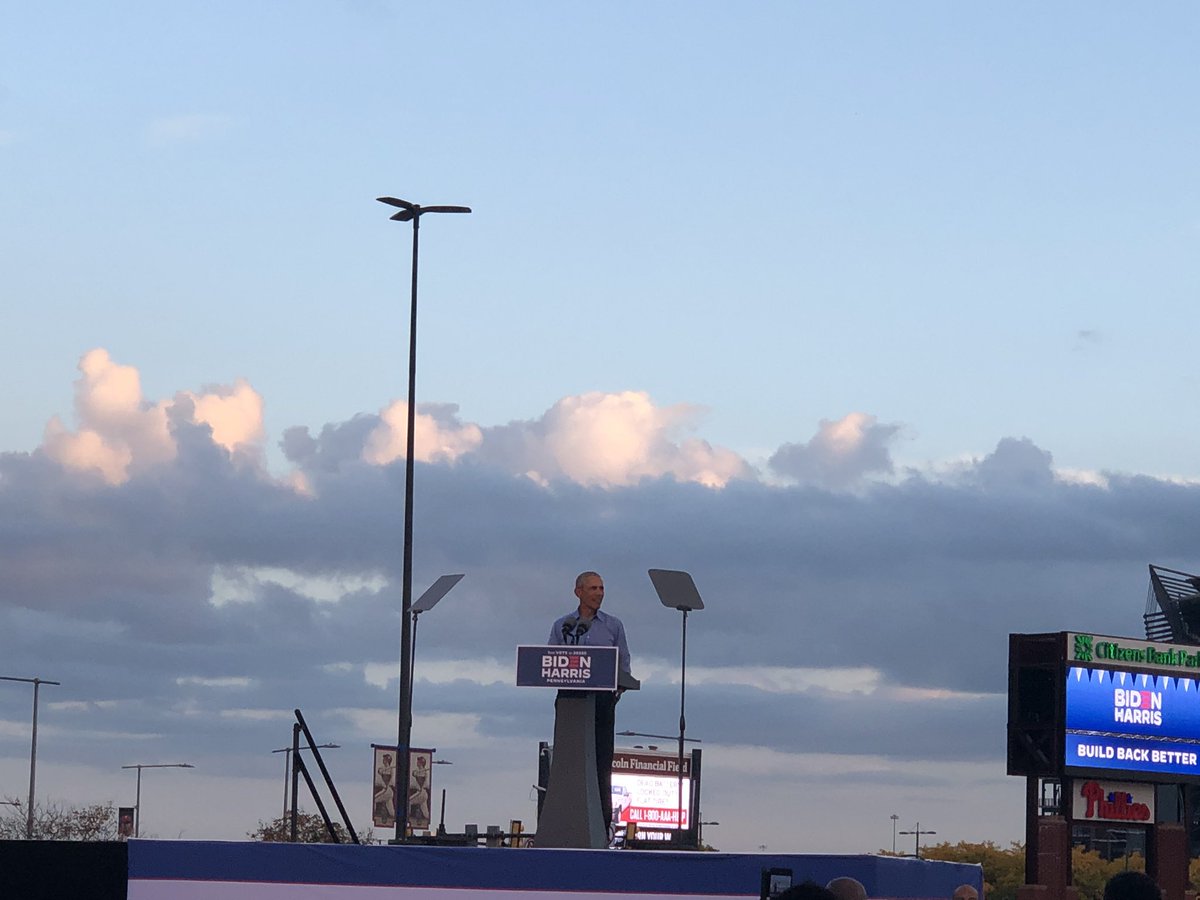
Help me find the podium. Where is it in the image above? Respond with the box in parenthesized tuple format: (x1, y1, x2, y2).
(516, 645, 639, 848)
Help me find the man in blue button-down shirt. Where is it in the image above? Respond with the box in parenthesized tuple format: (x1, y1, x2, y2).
(548, 571, 631, 831)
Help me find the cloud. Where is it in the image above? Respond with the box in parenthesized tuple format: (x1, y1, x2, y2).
(769, 412, 901, 487)
(525, 391, 751, 488)
(364, 402, 482, 466)
(7, 352, 1198, 849)
(184, 380, 265, 456)
(973, 436, 1055, 490)
(39, 349, 265, 484)
(287, 389, 753, 489)
(41, 349, 174, 483)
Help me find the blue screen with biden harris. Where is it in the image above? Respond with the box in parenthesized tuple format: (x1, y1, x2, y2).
(1065, 666, 1200, 779)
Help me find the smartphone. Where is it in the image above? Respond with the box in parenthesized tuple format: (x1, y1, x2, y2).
(760, 868, 793, 900)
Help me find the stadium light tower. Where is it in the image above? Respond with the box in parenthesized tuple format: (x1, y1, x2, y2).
(377, 196, 470, 844)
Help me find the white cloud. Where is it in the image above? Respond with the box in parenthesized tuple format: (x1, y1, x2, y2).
(769, 412, 901, 487)
(210, 565, 387, 607)
(684, 666, 882, 694)
(177, 677, 254, 689)
(535, 391, 749, 488)
(292, 389, 752, 489)
(11, 352, 1200, 850)
(218, 708, 292, 721)
(184, 380, 265, 453)
(336, 708, 483, 747)
(363, 659, 512, 690)
(39, 348, 265, 484)
(364, 402, 482, 465)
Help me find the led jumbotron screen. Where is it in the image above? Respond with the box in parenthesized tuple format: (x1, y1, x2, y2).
(1064, 666, 1200, 780)
(611, 749, 693, 831)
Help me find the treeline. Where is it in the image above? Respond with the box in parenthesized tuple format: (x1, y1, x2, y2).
(917, 840, 1200, 900)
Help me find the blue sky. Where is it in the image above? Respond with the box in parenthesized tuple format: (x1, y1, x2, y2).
(1, 2, 1199, 852)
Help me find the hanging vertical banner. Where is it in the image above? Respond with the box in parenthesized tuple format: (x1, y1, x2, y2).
(407, 750, 432, 831)
(370, 745, 434, 831)
(371, 747, 397, 829)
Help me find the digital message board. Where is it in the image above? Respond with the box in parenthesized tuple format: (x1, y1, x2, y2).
(611, 748, 694, 834)
(1065, 666, 1200, 780)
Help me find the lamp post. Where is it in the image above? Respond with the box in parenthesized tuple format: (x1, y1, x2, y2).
(407, 574, 464, 726)
(1, 675, 60, 839)
(272, 743, 339, 820)
(121, 763, 194, 837)
(647, 569, 705, 838)
(898, 822, 936, 859)
(618, 730, 702, 744)
(890, 813, 899, 854)
(377, 196, 470, 844)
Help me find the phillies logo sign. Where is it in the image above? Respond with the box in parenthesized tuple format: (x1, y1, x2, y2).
(1078, 781, 1151, 822)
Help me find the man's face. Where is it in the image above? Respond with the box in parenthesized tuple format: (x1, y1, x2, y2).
(575, 575, 604, 617)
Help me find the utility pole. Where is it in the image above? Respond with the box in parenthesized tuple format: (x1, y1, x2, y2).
(898, 822, 936, 859)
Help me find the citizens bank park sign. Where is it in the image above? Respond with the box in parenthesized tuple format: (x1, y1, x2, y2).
(1069, 632, 1200, 672)
(1064, 632, 1200, 781)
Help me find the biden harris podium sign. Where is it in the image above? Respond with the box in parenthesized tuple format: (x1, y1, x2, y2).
(516, 645, 618, 690)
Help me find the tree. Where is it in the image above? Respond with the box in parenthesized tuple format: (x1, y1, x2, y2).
(0, 798, 119, 841)
(922, 840, 1026, 900)
(1070, 847, 1143, 900)
(913, 840, 1156, 900)
(247, 810, 371, 844)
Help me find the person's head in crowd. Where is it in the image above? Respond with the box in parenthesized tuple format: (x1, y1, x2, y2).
(952, 885, 979, 900)
(1103, 871, 1161, 900)
(777, 883, 837, 900)
(827, 877, 868, 900)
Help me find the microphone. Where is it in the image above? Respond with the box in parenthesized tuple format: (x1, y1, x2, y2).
(561, 615, 579, 642)
(574, 619, 591, 640)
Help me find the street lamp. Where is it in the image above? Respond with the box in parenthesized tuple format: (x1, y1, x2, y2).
(121, 763, 194, 837)
(378, 195, 470, 844)
(618, 730, 702, 743)
(407, 574, 464, 727)
(647, 569, 705, 836)
(890, 813, 899, 854)
(272, 743, 339, 820)
(1, 675, 60, 839)
(898, 822, 936, 859)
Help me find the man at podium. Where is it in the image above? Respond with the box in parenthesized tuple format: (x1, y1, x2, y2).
(549, 571, 631, 831)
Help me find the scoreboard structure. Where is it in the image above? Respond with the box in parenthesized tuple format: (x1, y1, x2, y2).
(1009, 631, 1200, 783)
